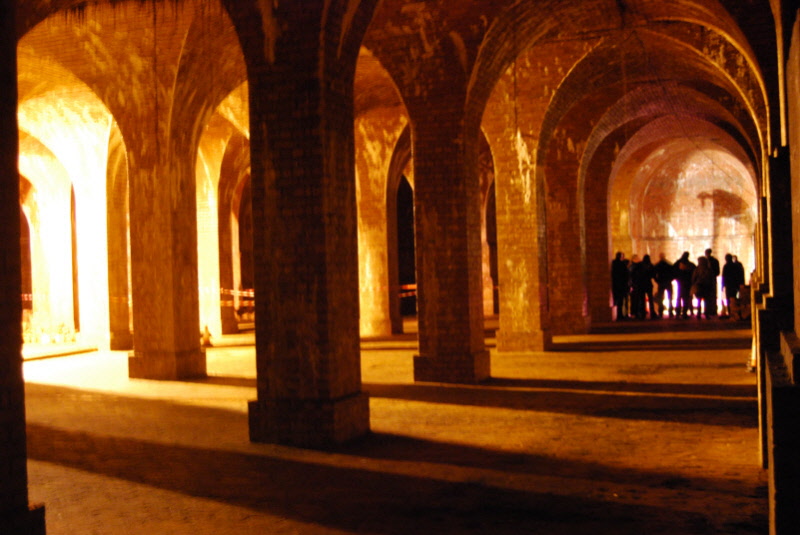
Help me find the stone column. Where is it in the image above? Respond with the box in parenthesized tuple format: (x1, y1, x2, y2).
(409, 100, 490, 383)
(217, 171, 240, 335)
(355, 110, 407, 338)
(216, 133, 250, 335)
(584, 136, 620, 325)
(106, 125, 133, 350)
(0, 2, 46, 531)
(126, 146, 207, 379)
(119, 3, 206, 380)
(755, 148, 795, 363)
(543, 138, 590, 335)
(235, 1, 374, 447)
(483, 69, 551, 351)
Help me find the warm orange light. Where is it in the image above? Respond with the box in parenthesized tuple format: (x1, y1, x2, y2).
(17, 46, 114, 348)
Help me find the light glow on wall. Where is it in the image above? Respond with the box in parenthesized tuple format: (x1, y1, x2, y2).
(17, 47, 114, 347)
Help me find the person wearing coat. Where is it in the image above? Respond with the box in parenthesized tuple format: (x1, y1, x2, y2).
(653, 253, 675, 318)
(674, 252, 696, 318)
(692, 256, 715, 319)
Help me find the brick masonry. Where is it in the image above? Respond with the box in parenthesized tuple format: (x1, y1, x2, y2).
(5, 5, 800, 534)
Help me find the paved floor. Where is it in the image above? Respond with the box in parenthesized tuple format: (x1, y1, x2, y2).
(22, 318, 766, 534)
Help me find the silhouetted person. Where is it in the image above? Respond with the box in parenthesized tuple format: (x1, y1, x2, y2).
(674, 251, 695, 318)
(692, 256, 714, 319)
(705, 248, 720, 316)
(653, 252, 674, 318)
(631, 254, 655, 319)
(721, 253, 746, 318)
(611, 251, 629, 321)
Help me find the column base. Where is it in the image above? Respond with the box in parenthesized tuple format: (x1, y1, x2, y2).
(249, 391, 370, 448)
(413, 349, 490, 384)
(128, 348, 207, 380)
(109, 330, 133, 351)
(0, 504, 45, 535)
(496, 329, 552, 352)
(220, 309, 239, 335)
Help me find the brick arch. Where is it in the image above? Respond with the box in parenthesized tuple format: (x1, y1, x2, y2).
(608, 117, 758, 264)
(17, 36, 116, 346)
(537, 28, 762, 172)
(532, 24, 768, 333)
(17, 131, 75, 342)
(15, 0, 114, 38)
(354, 45, 409, 337)
(580, 82, 761, 195)
(170, 2, 246, 173)
(17, 0, 248, 355)
(468, 0, 768, 134)
(582, 114, 758, 327)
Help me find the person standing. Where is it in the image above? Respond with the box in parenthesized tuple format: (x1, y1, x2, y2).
(630, 254, 656, 319)
(611, 252, 629, 321)
(627, 254, 641, 318)
(653, 253, 674, 318)
(674, 251, 696, 318)
(722, 253, 746, 318)
(692, 256, 715, 318)
(705, 248, 720, 316)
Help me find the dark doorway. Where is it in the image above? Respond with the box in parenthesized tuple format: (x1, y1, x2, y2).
(487, 182, 498, 314)
(396, 175, 416, 316)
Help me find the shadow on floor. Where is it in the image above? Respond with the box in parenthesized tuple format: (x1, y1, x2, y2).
(185, 376, 756, 428)
(589, 317, 751, 334)
(25, 381, 765, 535)
(549, 337, 751, 351)
(363, 381, 757, 428)
(486, 377, 755, 398)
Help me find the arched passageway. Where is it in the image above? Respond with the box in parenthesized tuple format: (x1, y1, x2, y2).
(7, 2, 800, 533)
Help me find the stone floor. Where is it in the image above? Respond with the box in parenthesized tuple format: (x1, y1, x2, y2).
(22, 318, 766, 534)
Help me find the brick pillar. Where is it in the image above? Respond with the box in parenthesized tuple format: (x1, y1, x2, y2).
(584, 136, 620, 325)
(761, 22, 800, 533)
(483, 69, 551, 351)
(106, 125, 133, 350)
(545, 138, 590, 335)
(0, 3, 46, 531)
(116, 3, 206, 380)
(124, 100, 206, 379)
(355, 110, 407, 338)
(126, 147, 206, 379)
(758, 147, 795, 445)
(409, 103, 490, 383)
(754, 151, 790, 479)
(494, 138, 551, 351)
(217, 162, 241, 335)
(215, 132, 251, 335)
(236, 1, 373, 447)
(386, 128, 413, 334)
(765, 345, 800, 535)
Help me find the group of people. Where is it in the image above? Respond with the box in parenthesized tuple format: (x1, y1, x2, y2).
(611, 248, 747, 321)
